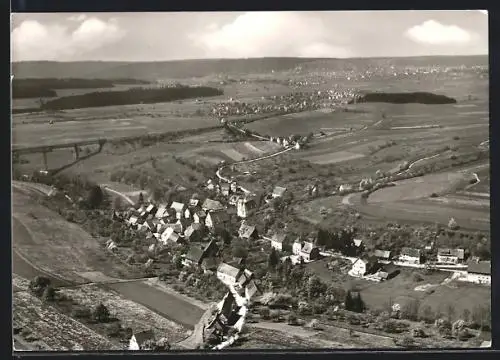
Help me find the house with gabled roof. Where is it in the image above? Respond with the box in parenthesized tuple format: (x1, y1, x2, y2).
(374, 249, 392, 262)
(184, 223, 206, 242)
(155, 204, 168, 219)
(237, 197, 256, 218)
(300, 241, 320, 261)
(465, 261, 491, 285)
(170, 202, 187, 220)
(189, 198, 200, 208)
(400, 247, 422, 264)
(437, 248, 465, 264)
(202, 198, 225, 212)
(206, 210, 230, 233)
(145, 203, 157, 215)
(193, 210, 207, 224)
(217, 263, 243, 286)
(160, 227, 181, 245)
(238, 223, 258, 240)
(183, 239, 219, 267)
(269, 232, 287, 251)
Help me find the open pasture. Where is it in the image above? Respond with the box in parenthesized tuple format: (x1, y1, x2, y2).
(349, 269, 490, 320)
(12, 113, 219, 148)
(353, 196, 489, 231)
(369, 172, 469, 203)
(246, 109, 371, 137)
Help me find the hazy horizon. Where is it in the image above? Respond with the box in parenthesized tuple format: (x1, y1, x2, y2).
(11, 11, 488, 62)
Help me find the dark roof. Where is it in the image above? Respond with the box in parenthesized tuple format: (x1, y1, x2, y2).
(195, 210, 207, 218)
(217, 263, 241, 279)
(401, 247, 421, 258)
(133, 329, 154, 346)
(468, 261, 491, 275)
(185, 246, 205, 263)
(208, 210, 230, 225)
(202, 199, 224, 211)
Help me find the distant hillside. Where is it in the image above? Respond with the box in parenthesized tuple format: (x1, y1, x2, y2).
(12, 56, 488, 81)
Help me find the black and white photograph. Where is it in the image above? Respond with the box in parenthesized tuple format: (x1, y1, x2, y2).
(11, 10, 491, 351)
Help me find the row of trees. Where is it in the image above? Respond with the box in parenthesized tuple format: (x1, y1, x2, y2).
(316, 227, 358, 256)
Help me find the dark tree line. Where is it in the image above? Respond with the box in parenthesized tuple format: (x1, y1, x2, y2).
(41, 86, 223, 110)
(351, 92, 457, 105)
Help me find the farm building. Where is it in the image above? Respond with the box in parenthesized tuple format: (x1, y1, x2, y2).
(465, 261, 491, 285)
(399, 247, 422, 264)
(238, 223, 258, 240)
(182, 240, 220, 268)
(202, 198, 225, 212)
(129, 330, 155, 350)
(437, 248, 465, 264)
(237, 197, 257, 218)
(271, 186, 287, 198)
(206, 210, 231, 232)
(300, 242, 320, 262)
(217, 263, 243, 286)
(170, 202, 187, 219)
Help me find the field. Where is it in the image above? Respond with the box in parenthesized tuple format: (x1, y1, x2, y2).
(349, 270, 491, 321)
(13, 291, 119, 351)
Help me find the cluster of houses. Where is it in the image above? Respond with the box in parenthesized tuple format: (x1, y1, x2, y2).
(347, 242, 491, 285)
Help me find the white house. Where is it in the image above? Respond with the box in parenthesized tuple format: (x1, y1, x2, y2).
(465, 261, 491, 285)
(129, 330, 155, 350)
(437, 248, 465, 264)
(170, 202, 186, 220)
(270, 233, 287, 251)
(184, 207, 191, 219)
(399, 247, 422, 264)
(160, 227, 180, 245)
(292, 239, 303, 255)
(349, 257, 380, 277)
(237, 197, 256, 218)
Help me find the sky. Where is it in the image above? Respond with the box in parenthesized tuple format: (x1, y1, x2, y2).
(11, 10, 488, 62)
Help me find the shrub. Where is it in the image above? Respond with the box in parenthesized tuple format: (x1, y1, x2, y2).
(42, 286, 56, 302)
(288, 312, 299, 326)
(93, 303, 111, 323)
(259, 308, 271, 320)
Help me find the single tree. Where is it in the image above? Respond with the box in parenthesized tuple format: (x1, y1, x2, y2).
(345, 291, 354, 311)
(93, 303, 111, 323)
(87, 185, 104, 209)
(268, 248, 279, 270)
(29, 276, 51, 297)
(42, 286, 56, 302)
